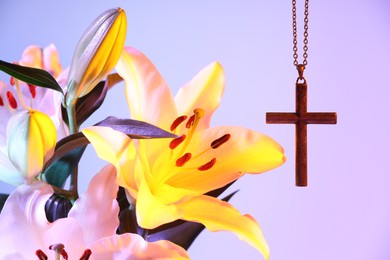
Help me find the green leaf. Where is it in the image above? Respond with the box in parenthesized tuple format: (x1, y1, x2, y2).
(43, 119, 176, 186)
(43, 146, 86, 188)
(95, 116, 177, 139)
(42, 132, 89, 187)
(0, 59, 64, 95)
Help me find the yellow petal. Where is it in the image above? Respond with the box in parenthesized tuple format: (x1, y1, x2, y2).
(82, 126, 137, 196)
(167, 126, 285, 193)
(135, 164, 183, 229)
(28, 110, 57, 169)
(116, 47, 177, 130)
(174, 62, 225, 130)
(178, 195, 270, 260)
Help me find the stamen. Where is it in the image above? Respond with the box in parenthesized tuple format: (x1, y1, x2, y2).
(79, 249, 92, 260)
(211, 134, 231, 149)
(14, 79, 26, 108)
(186, 114, 196, 128)
(10, 77, 15, 86)
(169, 135, 186, 149)
(36, 250, 48, 260)
(194, 108, 205, 118)
(176, 153, 192, 167)
(49, 243, 68, 260)
(185, 109, 205, 129)
(28, 84, 37, 98)
(6, 91, 17, 109)
(0, 96, 4, 106)
(170, 115, 187, 131)
(62, 250, 69, 260)
(198, 158, 216, 171)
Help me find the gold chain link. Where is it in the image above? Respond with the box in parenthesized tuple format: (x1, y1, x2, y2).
(292, 0, 309, 67)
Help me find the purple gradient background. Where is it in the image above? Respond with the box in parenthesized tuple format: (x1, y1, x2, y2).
(1, 1, 389, 259)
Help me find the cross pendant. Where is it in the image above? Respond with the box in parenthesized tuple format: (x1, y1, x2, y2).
(266, 81, 337, 186)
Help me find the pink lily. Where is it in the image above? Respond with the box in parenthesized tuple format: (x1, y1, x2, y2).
(0, 45, 68, 185)
(0, 164, 189, 259)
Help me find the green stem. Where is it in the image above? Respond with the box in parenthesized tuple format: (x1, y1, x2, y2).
(66, 97, 79, 198)
(51, 185, 76, 199)
(66, 98, 78, 135)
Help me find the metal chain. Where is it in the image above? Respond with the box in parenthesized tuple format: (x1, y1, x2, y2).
(292, 0, 309, 67)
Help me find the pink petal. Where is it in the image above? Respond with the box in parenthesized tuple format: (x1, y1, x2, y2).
(0, 182, 53, 257)
(116, 47, 177, 130)
(68, 164, 120, 244)
(19, 45, 43, 69)
(42, 44, 63, 77)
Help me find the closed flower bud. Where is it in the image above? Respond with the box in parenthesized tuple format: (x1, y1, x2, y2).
(45, 193, 73, 222)
(66, 8, 127, 104)
(7, 109, 57, 184)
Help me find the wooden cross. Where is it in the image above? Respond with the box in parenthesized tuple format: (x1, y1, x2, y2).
(266, 70, 337, 186)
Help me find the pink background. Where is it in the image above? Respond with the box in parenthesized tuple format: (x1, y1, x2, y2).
(0, 1, 389, 259)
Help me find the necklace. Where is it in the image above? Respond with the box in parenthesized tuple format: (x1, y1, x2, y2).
(266, 0, 337, 187)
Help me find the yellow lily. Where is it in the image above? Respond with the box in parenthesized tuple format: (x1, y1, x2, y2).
(83, 47, 285, 259)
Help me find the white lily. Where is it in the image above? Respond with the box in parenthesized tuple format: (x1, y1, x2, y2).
(0, 164, 189, 259)
(0, 45, 67, 186)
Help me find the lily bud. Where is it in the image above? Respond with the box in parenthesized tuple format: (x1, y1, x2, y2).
(65, 8, 127, 104)
(7, 109, 57, 184)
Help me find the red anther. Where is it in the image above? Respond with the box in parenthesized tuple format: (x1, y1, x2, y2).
(10, 77, 15, 86)
(186, 114, 196, 128)
(176, 153, 192, 167)
(198, 158, 216, 171)
(28, 84, 37, 98)
(0, 96, 4, 106)
(61, 249, 69, 260)
(35, 250, 48, 260)
(211, 134, 231, 149)
(79, 249, 92, 260)
(169, 135, 186, 150)
(170, 115, 187, 131)
(6, 91, 17, 109)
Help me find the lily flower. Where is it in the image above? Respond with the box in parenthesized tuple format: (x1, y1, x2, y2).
(0, 164, 189, 259)
(83, 47, 285, 259)
(0, 45, 68, 185)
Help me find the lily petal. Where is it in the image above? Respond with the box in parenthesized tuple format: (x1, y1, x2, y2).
(19, 45, 44, 69)
(0, 182, 53, 257)
(41, 217, 87, 257)
(90, 233, 190, 260)
(116, 47, 177, 130)
(177, 195, 270, 260)
(42, 44, 63, 77)
(174, 62, 225, 130)
(159, 126, 285, 193)
(68, 164, 119, 245)
(135, 160, 183, 229)
(82, 126, 138, 196)
(0, 150, 24, 185)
